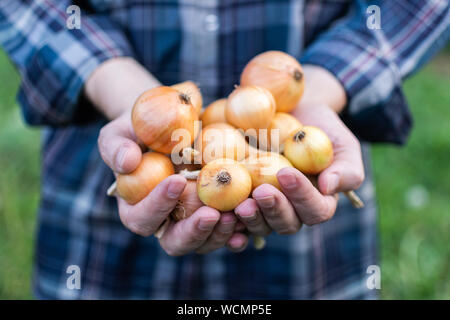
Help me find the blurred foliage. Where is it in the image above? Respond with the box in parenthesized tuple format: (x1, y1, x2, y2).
(372, 51, 450, 299)
(0, 50, 40, 299)
(0, 48, 449, 299)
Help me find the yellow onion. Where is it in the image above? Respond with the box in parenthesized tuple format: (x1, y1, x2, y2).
(116, 152, 175, 205)
(171, 81, 203, 115)
(171, 180, 203, 221)
(197, 123, 258, 165)
(243, 152, 293, 190)
(132, 86, 199, 154)
(259, 112, 303, 151)
(241, 51, 304, 112)
(197, 159, 252, 211)
(283, 126, 333, 175)
(225, 86, 276, 134)
(200, 98, 227, 127)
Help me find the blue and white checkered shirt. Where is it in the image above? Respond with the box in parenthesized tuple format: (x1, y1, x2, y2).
(0, 0, 448, 299)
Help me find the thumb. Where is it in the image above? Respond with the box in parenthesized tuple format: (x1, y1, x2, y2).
(98, 113, 142, 174)
(318, 151, 365, 195)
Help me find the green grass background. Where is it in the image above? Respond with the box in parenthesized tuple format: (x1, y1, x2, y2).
(0, 49, 449, 300)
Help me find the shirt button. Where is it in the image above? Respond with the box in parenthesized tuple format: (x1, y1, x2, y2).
(204, 14, 219, 32)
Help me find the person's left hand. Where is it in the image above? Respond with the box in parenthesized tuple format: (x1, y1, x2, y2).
(235, 103, 365, 235)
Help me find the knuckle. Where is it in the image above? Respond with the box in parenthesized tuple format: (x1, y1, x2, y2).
(191, 230, 209, 243)
(164, 246, 182, 257)
(258, 228, 273, 237)
(242, 214, 260, 227)
(127, 222, 153, 237)
(277, 225, 300, 235)
(303, 212, 331, 226)
(350, 170, 365, 189)
(212, 231, 232, 244)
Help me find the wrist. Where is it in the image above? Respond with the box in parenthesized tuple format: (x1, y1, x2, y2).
(84, 57, 161, 120)
(295, 64, 347, 114)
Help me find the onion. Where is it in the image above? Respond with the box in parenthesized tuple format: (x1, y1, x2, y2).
(259, 112, 303, 151)
(241, 51, 304, 112)
(283, 126, 333, 175)
(197, 159, 252, 212)
(243, 152, 293, 190)
(116, 152, 175, 205)
(225, 86, 276, 134)
(200, 98, 227, 127)
(197, 123, 258, 165)
(171, 81, 203, 115)
(132, 86, 199, 154)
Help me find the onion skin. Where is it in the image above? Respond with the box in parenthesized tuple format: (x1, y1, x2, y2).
(283, 126, 333, 175)
(132, 86, 199, 154)
(225, 86, 276, 133)
(241, 51, 304, 113)
(171, 180, 202, 221)
(197, 159, 252, 212)
(198, 123, 258, 165)
(200, 98, 227, 127)
(116, 152, 175, 205)
(171, 81, 203, 115)
(260, 112, 303, 150)
(243, 152, 293, 190)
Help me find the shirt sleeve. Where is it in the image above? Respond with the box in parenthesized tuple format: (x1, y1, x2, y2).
(0, 0, 135, 126)
(301, 0, 449, 144)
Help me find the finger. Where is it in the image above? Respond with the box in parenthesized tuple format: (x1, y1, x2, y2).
(118, 175, 186, 236)
(234, 198, 272, 236)
(234, 221, 246, 232)
(159, 206, 221, 256)
(252, 184, 302, 235)
(196, 212, 237, 254)
(318, 142, 365, 195)
(277, 167, 338, 226)
(98, 115, 142, 174)
(227, 233, 249, 253)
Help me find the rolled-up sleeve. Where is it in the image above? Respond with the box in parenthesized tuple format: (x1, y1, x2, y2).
(0, 0, 134, 126)
(301, 0, 449, 144)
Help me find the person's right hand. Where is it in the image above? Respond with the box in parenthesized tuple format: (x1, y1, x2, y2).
(98, 110, 249, 256)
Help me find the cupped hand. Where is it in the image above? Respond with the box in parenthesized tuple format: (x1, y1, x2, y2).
(235, 103, 365, 234)
(98, 111, 249, 255)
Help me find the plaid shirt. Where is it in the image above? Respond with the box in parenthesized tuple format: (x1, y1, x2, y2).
(1, 0, 448, 299)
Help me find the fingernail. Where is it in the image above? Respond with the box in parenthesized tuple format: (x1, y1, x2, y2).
(198, 220, 215, 231)
(326, 173, 339, 194)
(167, 181, 184, 199)
(117, 146, 129, 171)
(239, 212, 256, 220)
(279, 173, 297, 189)
(238, 210, 258, 221)
(256, 196, 275, 208)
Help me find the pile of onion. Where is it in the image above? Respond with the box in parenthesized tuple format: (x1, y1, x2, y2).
(107, 51, 364, 250)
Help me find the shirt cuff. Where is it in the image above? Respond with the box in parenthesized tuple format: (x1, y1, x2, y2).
(301, 34, 412, 145)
